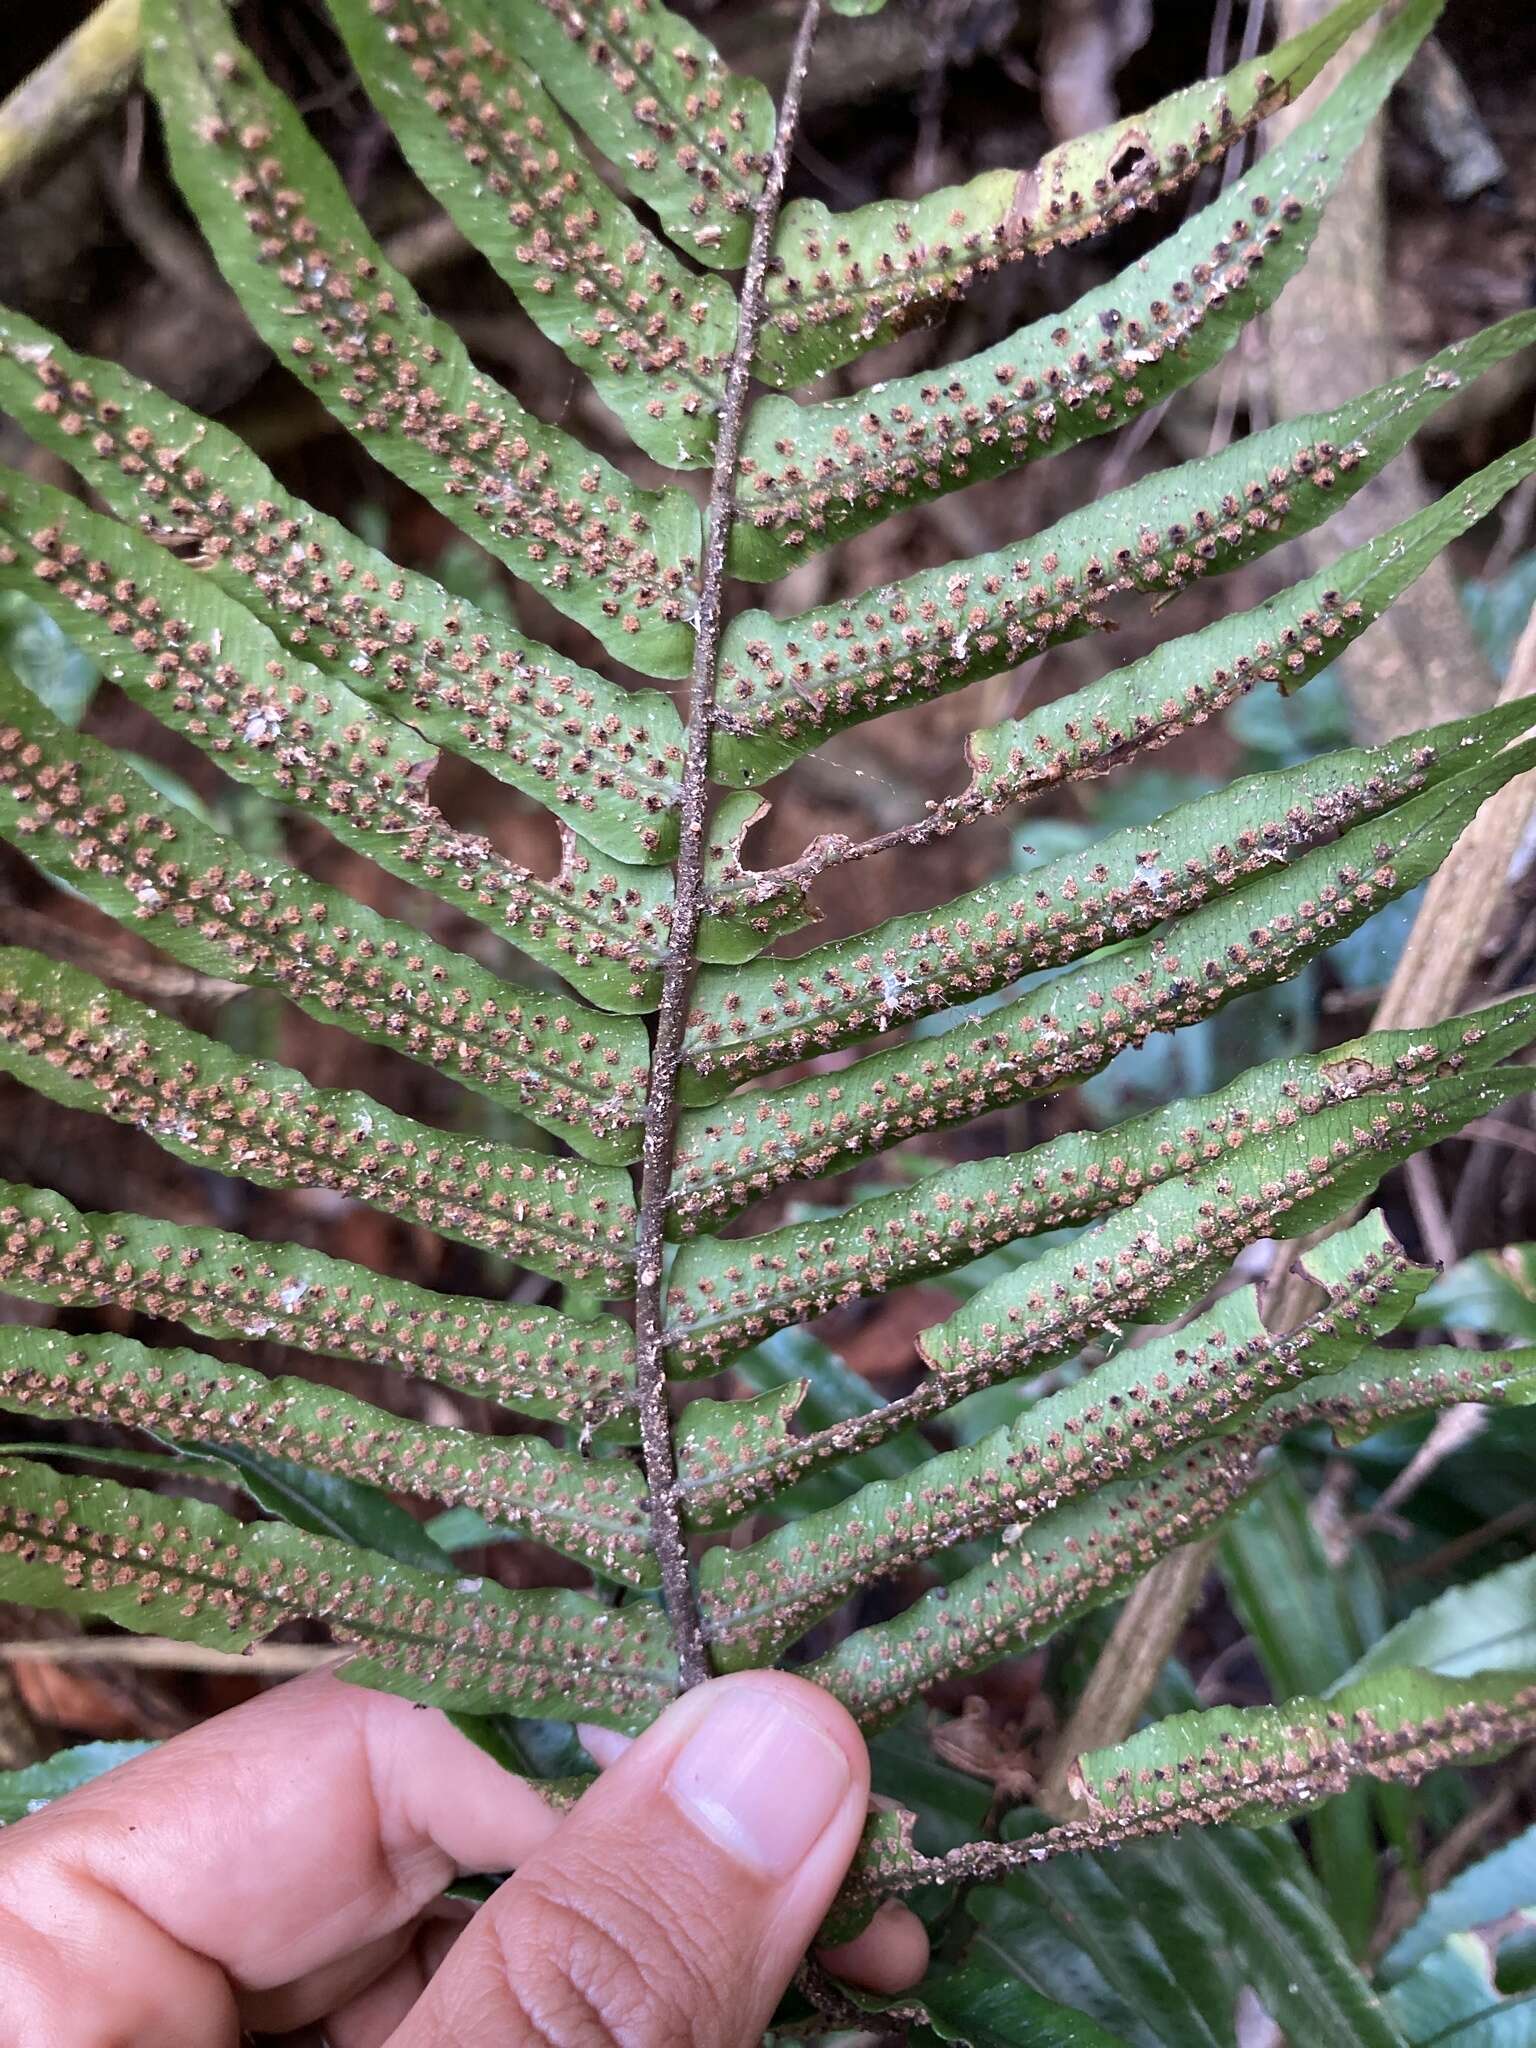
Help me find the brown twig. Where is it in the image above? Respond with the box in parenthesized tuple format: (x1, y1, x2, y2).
(0, 0, 141, 191)
(1460, 1116, 1536, 1164)
(0, 904, 244, 1009)
(1387, 1501, 1536, 1588)
(1402, 1152, 1467, 1305)
(1359, 1404, 1490, 1531)
(630, 0, 823, 1692)
(1038, 1535, 1219, 1813)
(1360, 638, 1536, 1037)
(1, 1637, 343, 1674)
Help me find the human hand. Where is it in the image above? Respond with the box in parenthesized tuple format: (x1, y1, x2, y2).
(0, 1666, 927, 2045)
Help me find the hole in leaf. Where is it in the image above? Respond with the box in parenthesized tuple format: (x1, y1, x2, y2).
(1109, 142, 1150, 185)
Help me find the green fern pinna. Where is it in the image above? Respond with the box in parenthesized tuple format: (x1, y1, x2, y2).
(0, 0, 1534, 2011)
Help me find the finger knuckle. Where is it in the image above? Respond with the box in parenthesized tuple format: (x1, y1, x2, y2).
(494, 1868, 724, 2048)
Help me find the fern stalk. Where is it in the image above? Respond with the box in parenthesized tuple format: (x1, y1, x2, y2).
(631, 0, 824, 1689)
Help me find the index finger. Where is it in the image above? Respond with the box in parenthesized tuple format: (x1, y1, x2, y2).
(0, 1670, 563, 1999)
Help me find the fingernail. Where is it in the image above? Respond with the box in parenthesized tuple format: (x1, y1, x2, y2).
(664, 1683, 853, 1880)
(578, 1722, 631, 1770)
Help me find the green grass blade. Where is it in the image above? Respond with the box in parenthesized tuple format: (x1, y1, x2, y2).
(914, 1963, 1132, 2047)
(1382, 1823, 1536, 1985)
(1340, 1556, 1536, 1689)
(1221, 1466, 1387, 1952)
(967, 1815, 1405, 2048)
(0, 1743, 158, 1825)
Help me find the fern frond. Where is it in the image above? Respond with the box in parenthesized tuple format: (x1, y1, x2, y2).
(734, 0, 1435, 574)
(696, 1214, 1426, 1665)
(945, 446, 1536, 824)
(1256, 1344, 1536, 1445)
(0, 308, 687, 866)
(687, 701, 1536, 1093)
(757, 0, 1399, 385)
(0, 674, 651, 1135)
(674, 725, 1536, 1210)
(483, 0, 775, 270)
(1070, 1669, 1536, 1832)
(0, 466, 674, 1014)
(144, 0, 701, 674)
(673, 1053, 1529, 1517)
(665, 996, 1536, 1359)
(713, 317, 1534, 786)
(828, 1666, 1536, 1930)
(812, 1440, 1260, 1729)
(0, 0, 1528, 1960)
(0, 1180, 636, 1431)
(698, 1251, 1536, 1677)
(0, 950, 635, 1287)
(749, 1336, 1536, 1687)
(0, 1454, 675, 1723)
(0, 1328, 654, 1583)
(327, 0, 737, 467)
(724, 441, 1536, 911)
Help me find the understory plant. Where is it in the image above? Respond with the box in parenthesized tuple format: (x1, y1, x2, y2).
(0, 0, 1535, 2033)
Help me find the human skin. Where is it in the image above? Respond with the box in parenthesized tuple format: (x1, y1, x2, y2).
(0, 1666, 928, 2045)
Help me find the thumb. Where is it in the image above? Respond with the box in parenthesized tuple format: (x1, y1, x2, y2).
(389, 1670, 871, 2048)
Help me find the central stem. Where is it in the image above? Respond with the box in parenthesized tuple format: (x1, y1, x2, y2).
(630, 0, 823, 1691)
